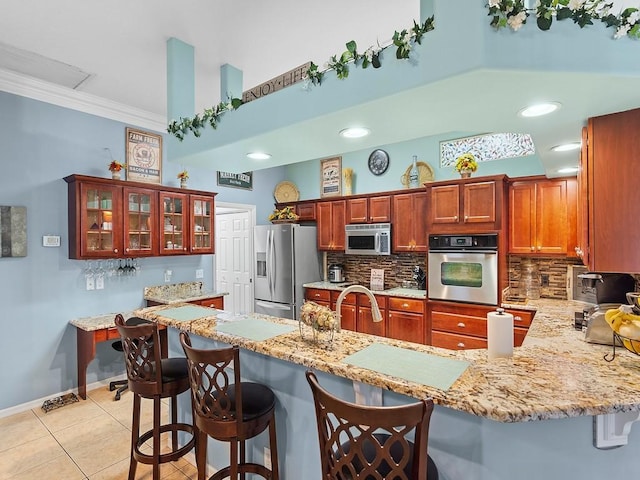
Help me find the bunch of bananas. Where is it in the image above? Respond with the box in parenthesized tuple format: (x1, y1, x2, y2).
(604, 305, 640, 353)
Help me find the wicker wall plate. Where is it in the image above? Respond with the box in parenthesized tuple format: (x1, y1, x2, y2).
(274, 181, 300, 203)
(400, 161, 435, 188)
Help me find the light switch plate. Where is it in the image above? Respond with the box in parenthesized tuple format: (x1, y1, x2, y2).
(42, 235, 61, 247)
(196, 269, 204, 279)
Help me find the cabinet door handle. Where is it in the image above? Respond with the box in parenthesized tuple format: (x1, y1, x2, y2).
(457, 342, 465, 348)
(457, 322, 466, 328)
(464, 215, 468, 221)
(454, 215, 458, 221)
(113, 249, 118, 253)
(537, 246, 541, 251)
(530, 246, 535, 251)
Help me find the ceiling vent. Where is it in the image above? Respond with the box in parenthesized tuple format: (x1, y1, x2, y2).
(0, 41, 92, 90)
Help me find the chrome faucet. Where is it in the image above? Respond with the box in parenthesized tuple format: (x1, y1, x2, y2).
(335, 285, 383, 331)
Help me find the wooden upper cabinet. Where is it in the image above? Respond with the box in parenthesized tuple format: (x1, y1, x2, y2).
(346, 195, 390, 224)
(392, 192, 427, 252)
(64, 174, 216, 259)
(296, 202, 316, 221)
(576, 126, 590, 264)
(583, 108, 640, 272)
(316, 200, 346, 251)
(426, 176, 505, 232)
(509, 178, 574, 255)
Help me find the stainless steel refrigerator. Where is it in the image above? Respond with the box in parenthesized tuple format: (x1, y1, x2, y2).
(254, 224, 321, 320)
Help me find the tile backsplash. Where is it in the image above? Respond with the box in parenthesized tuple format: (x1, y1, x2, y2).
(327, 252, 427, 290)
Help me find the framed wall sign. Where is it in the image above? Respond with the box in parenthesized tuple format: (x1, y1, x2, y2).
(216, 171, 253, 190)
(320, 156, 342, 197)
(125, 127, 162, 184)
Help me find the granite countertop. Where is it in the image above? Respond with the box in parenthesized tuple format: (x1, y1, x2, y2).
(304, 281, 427, 300)
(134, 298, 640, 423)
(144, 281, 228, 304)
(70, 312, 136, 331)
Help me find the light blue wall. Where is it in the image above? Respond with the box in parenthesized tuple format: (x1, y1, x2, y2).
(285, 134, 545, 200)
(0, 90, 284, 410)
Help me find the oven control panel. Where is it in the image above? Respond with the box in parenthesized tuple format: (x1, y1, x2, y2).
(428, 234, 498, 251)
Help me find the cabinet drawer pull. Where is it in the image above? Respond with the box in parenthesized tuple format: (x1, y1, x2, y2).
(113, 248, 118, 253)
(457, 322, 466, 328)
(530, 246, 535, 251)
(315, 293, 321, 297)
(457, 342, 465, 348)
(514, 316, 522, 321)
(402, 303, 409, 309)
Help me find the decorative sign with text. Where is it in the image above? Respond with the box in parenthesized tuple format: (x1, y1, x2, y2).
(370, 269, 385, 291)
(125, 127, 162, 184)
(242, 62, 311, 103)
(217, 171, 253, 190)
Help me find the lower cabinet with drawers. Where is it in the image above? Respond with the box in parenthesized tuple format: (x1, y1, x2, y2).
(304, 288, 424, 343)
(145, 296, 224, 309)
(428, 300, 535, 350)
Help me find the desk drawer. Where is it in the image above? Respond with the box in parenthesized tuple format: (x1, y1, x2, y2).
(94, 327, 120, 342)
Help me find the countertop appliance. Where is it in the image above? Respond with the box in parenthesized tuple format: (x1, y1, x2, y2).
(345, 223, 391, 256)
(328, 264, 345, 283)
(254, 224, 321, 320)
(428, 233, 499, 305)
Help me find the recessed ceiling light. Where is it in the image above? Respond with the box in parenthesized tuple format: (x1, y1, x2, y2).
(246, 152, 271, 160)
(519, 102, 561, 118)
(339, 127, 370, 138)
(558, 167, 579, 174)
(551, 142, 581, 152)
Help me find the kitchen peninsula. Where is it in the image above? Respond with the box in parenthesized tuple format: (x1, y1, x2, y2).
(135, 298, 640, 479)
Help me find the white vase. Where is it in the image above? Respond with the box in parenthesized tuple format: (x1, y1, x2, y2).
(111, 171, 121, 180)
(180, 178, 187, 189)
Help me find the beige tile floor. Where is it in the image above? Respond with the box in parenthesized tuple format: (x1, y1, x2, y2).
(0, 386, 198, 480)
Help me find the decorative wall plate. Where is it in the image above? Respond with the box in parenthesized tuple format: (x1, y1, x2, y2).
(368, 149, 390, 176)
(274, 181, 300, 203)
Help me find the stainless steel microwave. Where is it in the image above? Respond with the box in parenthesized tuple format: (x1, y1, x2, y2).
(345, 223, 391, 255)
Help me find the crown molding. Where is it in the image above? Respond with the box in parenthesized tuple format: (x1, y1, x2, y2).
(0, 68, 166, 132)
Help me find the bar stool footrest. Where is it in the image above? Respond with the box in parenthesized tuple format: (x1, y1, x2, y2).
(210, 462, 273, 480)
(133, 423, 195, 465)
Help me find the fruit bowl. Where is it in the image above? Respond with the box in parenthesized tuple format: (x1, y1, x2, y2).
(614, 332, 640, 355)
(626, 292, 640, 314)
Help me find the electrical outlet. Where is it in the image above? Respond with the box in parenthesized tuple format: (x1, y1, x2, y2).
(86, 276, 95, 290)
(196, 269, 204, 279)
(263, 447, 272, 470)
(541, 274, 549, 287)
(96, 276, 104, 290)
(164, 270, 172, 283)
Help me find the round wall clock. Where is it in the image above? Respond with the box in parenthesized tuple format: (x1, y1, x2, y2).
(368, 149, 390, 176)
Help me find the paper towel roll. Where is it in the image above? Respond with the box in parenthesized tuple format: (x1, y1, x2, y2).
(487, 308, 514, 359)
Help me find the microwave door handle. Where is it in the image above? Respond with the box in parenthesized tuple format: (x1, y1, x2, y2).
(375, 232, 380, 253)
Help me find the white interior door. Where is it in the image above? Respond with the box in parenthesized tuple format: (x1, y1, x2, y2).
(215, 206, 254, 315)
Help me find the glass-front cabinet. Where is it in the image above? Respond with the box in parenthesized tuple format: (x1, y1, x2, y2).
(190, 194, 214, 254)
(78, 182, 122, 258)
(64, 174, 217, 259)
(160, 192, 188, 254)
(123, 187, 158, 256)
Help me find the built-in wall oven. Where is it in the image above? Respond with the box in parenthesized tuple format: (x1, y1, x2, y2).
(428, 234, 498, 305)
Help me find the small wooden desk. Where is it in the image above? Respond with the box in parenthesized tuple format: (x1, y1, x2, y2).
(71, 313, 167, 400)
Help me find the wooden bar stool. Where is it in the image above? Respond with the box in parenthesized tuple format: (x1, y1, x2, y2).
(115, 314, 195, 480)
(180, 331, 279, 480)
(306, 370, 439, 480)
(110, 317, 153, 401)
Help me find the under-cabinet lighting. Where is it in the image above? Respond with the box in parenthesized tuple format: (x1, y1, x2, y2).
(246, 152, 271, 160)
(518, 102, 561, 118)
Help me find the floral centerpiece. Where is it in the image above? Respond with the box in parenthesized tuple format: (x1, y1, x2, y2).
(177, 170, 189, 188)
(300, 301, 339, 344)
(454, 153, 478, 178)
(108, 160, 126, 180)
(268, 206, 299, 223)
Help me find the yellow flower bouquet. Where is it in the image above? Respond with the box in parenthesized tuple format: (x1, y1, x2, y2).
(454, 153, 478, 173)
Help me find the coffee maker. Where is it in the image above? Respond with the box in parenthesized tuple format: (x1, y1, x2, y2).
(578, 272, 637, 344)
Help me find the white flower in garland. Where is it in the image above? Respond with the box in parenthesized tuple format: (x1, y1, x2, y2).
(568, 0, 587, 11)
(507, 10, 527, 30)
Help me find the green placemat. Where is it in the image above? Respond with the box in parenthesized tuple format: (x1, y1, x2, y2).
(216, 318, 296, 341)
(342, 343, 469, 391)
(159, 305, 217, 321)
